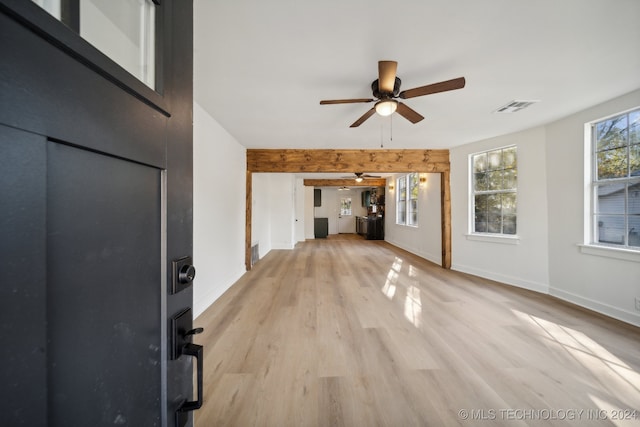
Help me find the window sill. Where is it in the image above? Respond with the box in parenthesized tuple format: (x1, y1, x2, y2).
(465, 233, 520, 245)
(578, 244, 640, 263)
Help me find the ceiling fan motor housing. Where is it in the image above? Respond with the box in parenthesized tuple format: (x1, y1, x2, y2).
(372, 77, 401, 99)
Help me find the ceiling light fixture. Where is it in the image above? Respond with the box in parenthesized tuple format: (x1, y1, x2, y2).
(375, 100, 398, 117)
(355, 177, 363, 183)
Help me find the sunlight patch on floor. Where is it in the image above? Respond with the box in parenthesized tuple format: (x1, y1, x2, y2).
(381, 257, 403, 300)
(512, 309, 640, 408)
(408, 264, 418, 278)
(404, 285, 422, 328)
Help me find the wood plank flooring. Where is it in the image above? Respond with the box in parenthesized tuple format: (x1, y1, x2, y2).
(194, 235, 640, 426)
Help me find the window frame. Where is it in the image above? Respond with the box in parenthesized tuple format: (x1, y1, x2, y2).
(396, 173, 419, 227)
(586, 107, 640, 252)
(24, 0, 168, 114)
(469, 145, 518, 237)
(340, 197, 352, 216)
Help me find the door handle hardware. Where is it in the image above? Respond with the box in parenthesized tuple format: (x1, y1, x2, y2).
(171, 308, 205, 427)
(185, 327, 203, 336)
(175, 343, 203, 427)
(178, 343, 203, 411)
(170, 308, 204, 360)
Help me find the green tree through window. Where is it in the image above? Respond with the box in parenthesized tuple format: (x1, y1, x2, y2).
(472, 146, 517, 235)
(592, 108, 640, 248)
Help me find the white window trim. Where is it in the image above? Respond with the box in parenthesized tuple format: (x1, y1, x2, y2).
(396, 173, 419, 227)
(468, 145, 519, 238)
(465, 233, 520, 245)
(582, 108, 640, 262)
(578, 243, 640, 262)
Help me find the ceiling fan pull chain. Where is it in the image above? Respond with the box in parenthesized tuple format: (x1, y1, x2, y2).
(390, 113, 393, 145)
(380, 122, 384, 148)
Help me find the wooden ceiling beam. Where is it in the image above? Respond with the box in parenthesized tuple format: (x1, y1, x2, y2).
(303, 178, 387, 187)
(247, 149, 450, 173)
(244, 148, 452, 272)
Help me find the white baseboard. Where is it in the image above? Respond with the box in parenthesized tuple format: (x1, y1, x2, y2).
(549, 287, 640, 327)
(451, 263, 640, 327)
(385, 238, 441, 266)
(193, 266, 245, 319)
(451, 262, 550, 294)
(271, 242, 295, 250)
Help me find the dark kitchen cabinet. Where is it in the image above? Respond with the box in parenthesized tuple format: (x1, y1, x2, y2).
(361, 190, 370, 207)
(314, 188, 321, 206)
(356, 216, 384, 240)
(314, 217, 328, 238)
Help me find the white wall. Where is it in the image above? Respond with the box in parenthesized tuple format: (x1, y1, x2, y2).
(251, 173, 297, 255)
(267, 174, 296, 249)
(450, 127, 550, 293)
(313, 187, 338, 234)
(193, 102, 247, 318)
(295, 178, 305, 242)
(304, 186, 315, 239)
(545, 89, 640, 326)
(449, 89, 640, 327)
(252, 173, 272, 258)
(385, 174, 443, 265)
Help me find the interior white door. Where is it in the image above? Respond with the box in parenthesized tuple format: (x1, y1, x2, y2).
(338, 193, 356, 233)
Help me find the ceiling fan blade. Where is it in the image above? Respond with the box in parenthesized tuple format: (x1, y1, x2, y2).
(378, 60, 398, 93)
(320, 98, 374, 105)
(398, 77, 466, 99)
(396, 102, 424, 124)
(350, 108, 376, 128)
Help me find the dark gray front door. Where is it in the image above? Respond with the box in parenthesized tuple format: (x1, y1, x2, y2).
(0, 1, 197, 426)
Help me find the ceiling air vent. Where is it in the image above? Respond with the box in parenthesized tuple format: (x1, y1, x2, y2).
(494, 100, 539, 113)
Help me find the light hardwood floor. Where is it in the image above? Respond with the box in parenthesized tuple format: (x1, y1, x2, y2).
(194, 235, 640, 426)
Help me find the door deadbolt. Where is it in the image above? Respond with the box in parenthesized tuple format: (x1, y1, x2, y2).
(179, 264, 196, 284)
(172, 256, 195, 294)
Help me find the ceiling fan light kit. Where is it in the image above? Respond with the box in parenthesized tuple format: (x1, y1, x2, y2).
(320, 60, 465, 127)
(374, 100, 397, 116)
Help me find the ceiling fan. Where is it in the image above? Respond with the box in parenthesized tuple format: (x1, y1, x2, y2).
(320, 60, 465, 127)
(342, 172, 381, 182)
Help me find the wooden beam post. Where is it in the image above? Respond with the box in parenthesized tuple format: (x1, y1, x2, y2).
(245, 170, 252, 270)
(441, 170, 452, 269)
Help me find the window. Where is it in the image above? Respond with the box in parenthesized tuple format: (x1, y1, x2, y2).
(32, 0, 157, 89)
(340, 197, 352, 216)
(396, 173, 419, 226)
(590, 108, 640, 249)
(471, 146, 517, 235)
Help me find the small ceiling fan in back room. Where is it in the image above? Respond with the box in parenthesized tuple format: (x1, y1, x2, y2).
(320, 60, 465, 127)
(342, 172, 381, 182)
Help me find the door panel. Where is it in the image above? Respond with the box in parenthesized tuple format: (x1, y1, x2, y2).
(338, 194, 355, 233)
(0, 1, 195, 426)
(47, 141, 162, 426)
(0, 8, 167, 168)
(0, 125, 47, 427)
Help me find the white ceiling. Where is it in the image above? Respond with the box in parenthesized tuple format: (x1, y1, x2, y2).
(193, 0, 640, 152)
